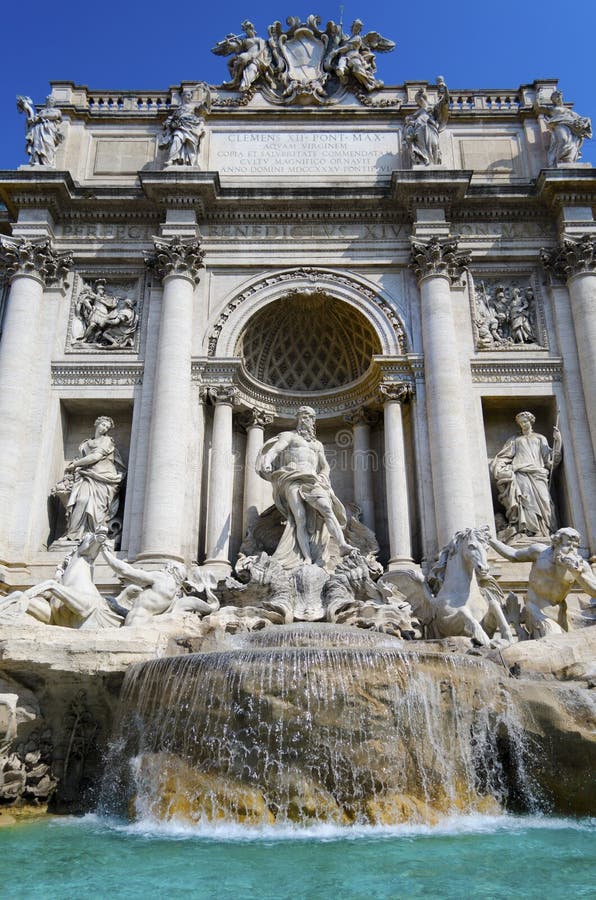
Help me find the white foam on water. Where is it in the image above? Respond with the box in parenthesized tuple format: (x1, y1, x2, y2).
(55, 812, 596, 844)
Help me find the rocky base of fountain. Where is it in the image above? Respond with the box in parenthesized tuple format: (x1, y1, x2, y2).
(1, 624, 595, 818)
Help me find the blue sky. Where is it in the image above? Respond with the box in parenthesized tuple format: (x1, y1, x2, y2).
(1, 0, 595, 167)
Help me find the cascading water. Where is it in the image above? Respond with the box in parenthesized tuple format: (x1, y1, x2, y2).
(102, 624, 539, 827)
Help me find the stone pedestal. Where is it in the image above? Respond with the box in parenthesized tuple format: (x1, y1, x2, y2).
(139, 237, 204, 562)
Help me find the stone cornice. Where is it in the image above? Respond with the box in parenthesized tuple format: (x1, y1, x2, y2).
(0, 236, 72, 286)
(470, 358, 563, 383)
(145, 236, 205, 285)
(535, 169, 596, 211)
(540, 234, 596, 279)
(51, 362, 144, 385)
(410, 236, 471, 284)
(391, 170, 472, 214)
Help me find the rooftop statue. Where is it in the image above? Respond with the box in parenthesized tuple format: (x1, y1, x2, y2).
(159, 83, 211, 167)
(212, 15, 394, 103)
(535, 89, 592, 166)
(404, 78, 450, 166)
(16, 95, 63, 166)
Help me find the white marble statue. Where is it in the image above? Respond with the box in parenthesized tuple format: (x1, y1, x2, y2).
(159, 85, 210, 167)
(212, 20, 275, 92)
(474, 282, 538, 348)
(490, 528, 596, 638)
(53, 417, 126, 542)
(387, 527, 513, 647)
(535, 89, 592, 166)
(404, 79, 450, 166)
(16, 95, 63, 166)
(74, 280, 138, 348)
(490, 412, 561, 540)
(0, 530, 122, 629)
(101, 551, 219, 626)
(328, 19, 394, 92)
(256, 406, 356, 569)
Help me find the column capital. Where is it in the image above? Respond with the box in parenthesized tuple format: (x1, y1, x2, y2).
(201, 384, 240, 406)
(145, 235, 205, 285)
(410, 236, 470, 285)
(239, 407, 274, 431)
(0, 236, 72, 287)
(377, 381, 414, 404)
(343, 406, 379, 427)
(541, 234, 596, 280)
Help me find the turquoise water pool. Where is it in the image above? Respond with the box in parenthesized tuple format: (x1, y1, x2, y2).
(0, 814, 594, 899)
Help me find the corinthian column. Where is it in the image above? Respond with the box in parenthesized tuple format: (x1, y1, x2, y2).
(378, 383, 413, 567)
(204, 387, 239, 575)
(410, 237, 475, 546)
(542, 235, 596, 450)
(139, 236, 204, 561)
(241, 408, 273, 536)
(344, 407, 378, 533)
(0, 237, 71, 557)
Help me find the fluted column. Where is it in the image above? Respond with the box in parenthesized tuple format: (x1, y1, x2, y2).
(344, 407, 378, 532)
(411, 237, 476, 546)
(0, 237, 71, 557)
(378, 383, 413, 567)
(542, 235, 596, 450)
(241, 408, 273, 536)
(139, 236, 204, 561)
(204, 386, 239, 575)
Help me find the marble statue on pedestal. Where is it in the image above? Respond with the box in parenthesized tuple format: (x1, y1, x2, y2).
(159, 84, 211, 167)
(328, 19, 394, 92)
(16, 95, 63, 166)
(404, 79, 450, 166)
(490, 528, 596, 638)
(490, 411, 561, 541)
(256, 406, 356, 569)
(535, 89, 592, 166)
(212, 20, 275, 92)
(52, 416, 126, 543)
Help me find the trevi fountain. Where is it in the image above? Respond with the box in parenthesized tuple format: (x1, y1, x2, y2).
(0, 12, 594, 898)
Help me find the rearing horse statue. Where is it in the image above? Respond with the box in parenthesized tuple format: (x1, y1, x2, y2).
(384, 526, 513, 647)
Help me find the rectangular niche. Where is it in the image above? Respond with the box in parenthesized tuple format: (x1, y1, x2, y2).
(48, 399, 133, 549)
(481, 396, 569, 534)
(92, 137, 155, 175)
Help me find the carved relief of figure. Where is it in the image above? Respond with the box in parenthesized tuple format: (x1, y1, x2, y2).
(535, 89, 592, 166)
(490, 528, 596, 638)
(16, 95, 63, 166)
(490, 411, 561, 541)
(212, 20, 275, 92)
(53, 417, 126, 542)
(404, 79, 450, 166)
(74, 280, 138, 348)
(159, 85, 211, 167)
(474, 282, 538, 348)
(256, 406, 356, 569)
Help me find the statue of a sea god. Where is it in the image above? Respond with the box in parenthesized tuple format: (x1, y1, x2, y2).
(256, 406, 356, 569)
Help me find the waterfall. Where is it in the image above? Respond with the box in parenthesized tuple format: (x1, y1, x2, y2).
(102, 624, 539, 826)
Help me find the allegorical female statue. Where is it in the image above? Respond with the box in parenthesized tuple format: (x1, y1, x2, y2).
(16, 95, 63, 166)
(404, 78, 450, 166)
(159, 85, 210, 167)
(535, 89, 592, 166)
(490, 411, 561, 541)
(55, 416, 126, 541)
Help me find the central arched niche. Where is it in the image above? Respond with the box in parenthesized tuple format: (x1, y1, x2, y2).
(236, 291, 382, 392)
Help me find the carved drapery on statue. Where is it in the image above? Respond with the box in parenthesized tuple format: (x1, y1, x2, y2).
(404, 79, 449, 166)
(472, 280, 544, 350)
(534, 89, 592, 166)
(159, 83, 211, 167)
(212, 15, 394, 104)
(72, 279, 139, 349)
(490, 411, 561, 542)
(16, 95, 64, 166)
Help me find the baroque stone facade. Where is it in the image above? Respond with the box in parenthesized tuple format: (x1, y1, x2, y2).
(0, 25, 595, 597)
